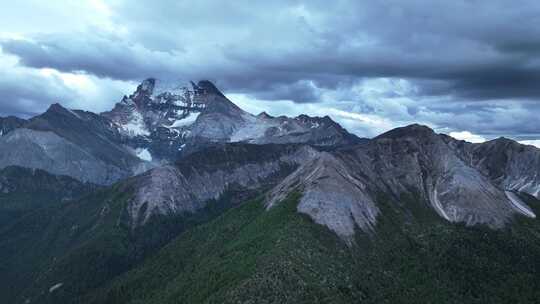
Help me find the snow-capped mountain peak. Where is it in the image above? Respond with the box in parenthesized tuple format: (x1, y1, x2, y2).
(102, 78, 359, 162)
(139, 78, 156, 94)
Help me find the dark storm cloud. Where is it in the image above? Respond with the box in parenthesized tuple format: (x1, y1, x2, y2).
(427, 103, 533, 135)
(252, 80, 322, 103)
(3, 0, 540, 103)
(1, 35, 179, 81)
(0, 68, 77, 117)
(1, 0, 540, 138)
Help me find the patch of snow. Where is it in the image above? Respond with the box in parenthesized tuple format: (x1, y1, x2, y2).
(229, 113, 276, 142)
(505, 191, 536, 218)
(49, 283, 63, 293)
(66, 108, 81, 119)
(122, 97, 135, 105)
(136, 148, 153, 162)
(121, 111, 150, 137)
(532, 187, 540, 198)
(153, 82, 191, 97)
(431, 188, 452, 221)
(174, 108, 184, 116)
(175, 101, 189, 107)
(170, 112, 200, 128)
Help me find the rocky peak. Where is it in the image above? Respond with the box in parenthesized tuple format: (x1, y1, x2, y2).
(111, 79, 238, 120)
(192, 80, 226, 98)
(136, 78, 156, 96)
(266, 151, 379, 240)
(128, 143, 310, 225)
(102, 78, 360, 161)
(189, 80, 244, 116)
(294, 114, 339, 128)
(45, 102, 68, 114)
(486, 137, 520, 148)
(257, 112, 274, 119)
(0, 116, 26, 136)
(464, 136, 540, 199)
(376, 123, 436, 140)
(40, 103, 84, 121)
(122, 78, 156, 109)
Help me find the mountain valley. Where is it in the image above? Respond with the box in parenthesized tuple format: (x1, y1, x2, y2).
(1, 79, 540, 303)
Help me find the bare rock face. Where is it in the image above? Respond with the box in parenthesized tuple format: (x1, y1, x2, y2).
(266, 124, 537, 242)
(129, 162, 280, 225)
(470, 138, 540, 198)
(442, 134, 540, 200)
(0, 104, 150, 185)
(267, 152, 378, 240)
(369, 125, 520, 228)
(0, 128, 130, 185)
(231, 113, 359, 146)
(127, 144, 318, 225)
(426, 163, 515, 227)
(0, 116, 26, 136)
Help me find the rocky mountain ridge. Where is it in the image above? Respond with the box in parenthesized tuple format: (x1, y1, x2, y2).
(1, 80, 540, 303)
(0, 79, 359, 185)
(102, 78, 360, 162)
(0, 79, 539, 241)
(116, 124, 539, 241)
(0, 116, 26, 136)
(0, 104, 149, 185)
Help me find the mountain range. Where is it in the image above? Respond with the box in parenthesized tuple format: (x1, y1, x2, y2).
(1, 79, 540, 303)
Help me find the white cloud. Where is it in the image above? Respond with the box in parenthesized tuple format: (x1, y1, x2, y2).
(37, 68, 135, 113)
(0, 50, 134, 116)
(519, 140, 540, 148)
(449, 131, 486, 143)
(0, 0, 539, 143)
(227, 93, 396, 137)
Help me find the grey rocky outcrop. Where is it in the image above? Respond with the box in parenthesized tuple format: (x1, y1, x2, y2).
(127, 144, 318, 225)
(266, 151, 378, 240)
(123, 123, 539, 242)
(471, 138, 540, 198)
(266, 124, 538, 241)
(0, 104, 148, 185)
(0, 116, 26, 136)
(367, 124, 520, 228)
(0, 128, 130, 185)
(2, 76, 540, 243)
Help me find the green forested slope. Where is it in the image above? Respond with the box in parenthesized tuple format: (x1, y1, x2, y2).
(0, 181, 252, 304)
(86, 193, 540, 304)
(0, 166, 97, 227)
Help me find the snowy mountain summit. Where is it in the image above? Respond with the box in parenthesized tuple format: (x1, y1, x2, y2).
(103, 78, 208, 138)
(0, 78, 358, 185)
(103, 78, 359, 162)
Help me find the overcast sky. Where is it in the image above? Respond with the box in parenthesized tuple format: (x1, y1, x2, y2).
(1, 0, 539, 145)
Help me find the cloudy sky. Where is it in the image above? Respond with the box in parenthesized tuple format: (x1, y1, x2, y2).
(1, 0, 539, 145)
